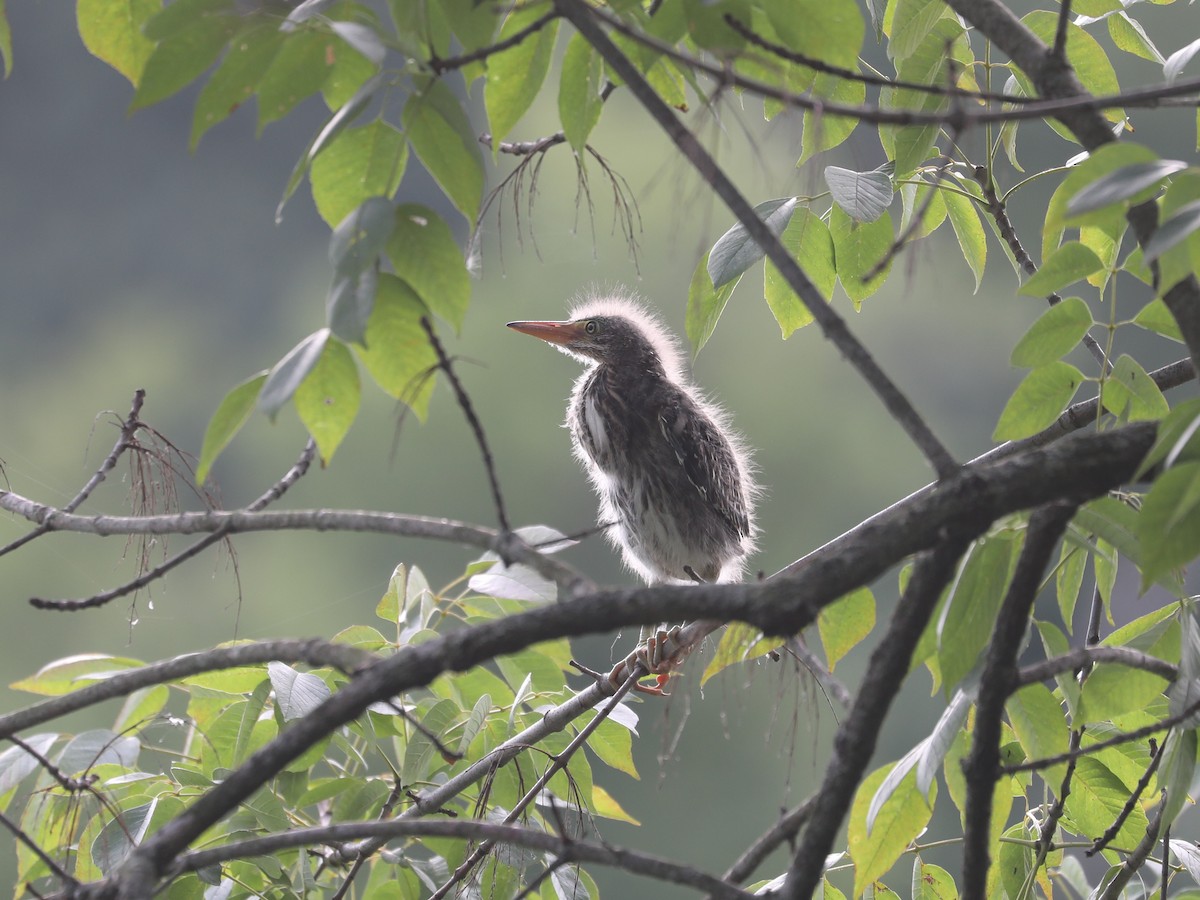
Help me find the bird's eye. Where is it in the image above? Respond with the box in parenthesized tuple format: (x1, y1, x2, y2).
(585, 320, 598, 335)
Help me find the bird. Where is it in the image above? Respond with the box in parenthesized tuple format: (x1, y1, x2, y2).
(508, 292, 758, 688)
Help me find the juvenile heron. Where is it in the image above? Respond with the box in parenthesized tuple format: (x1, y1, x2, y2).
(508, 294, 757, 686)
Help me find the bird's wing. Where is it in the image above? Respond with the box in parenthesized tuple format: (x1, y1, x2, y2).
(658, 399, 750, 541)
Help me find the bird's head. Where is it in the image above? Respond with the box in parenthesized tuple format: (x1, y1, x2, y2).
(508, 294, 684, 379)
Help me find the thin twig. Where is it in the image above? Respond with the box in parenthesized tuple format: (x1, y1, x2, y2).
(724, 14, 1036, 104)
(328, 778, 406, 900)
(420, 317, 511, 534)
(1087, 737, 1164, 856)
(29, 441, 318, 611)
(428, 9, 558, 74)
(1098, 802, 1165, 900)
(1031, 729, 1081, 873)
(0, 390, 146, 559)
(0, 810, 75, 887)
(1016, 645, 1177, 687)
(431, 670, 640, 898)
(971, 166, 1110, 370)
(1052, 0, 1072, 62)
(866, 128, 961, 281)
(1005, 694, 1200, 774)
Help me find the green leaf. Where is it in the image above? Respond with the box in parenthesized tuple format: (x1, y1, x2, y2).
(196, 371, 268, 484)
(484, 7, 558, 148)
(830, 206, 894, 308)
(937, 532, 1020, 693)
(1006, 682, 1069, 785)
(687, 251, 740, 356)
(558, 32, 604, 152)
(321, 30, 379, 108)
(1056, 540, 1086, 629)
(386, 204, 470, 333)
(1067, 159, 1186, 218)
(764, 0, 863, 68)
(77, 0, 158, 86)
(1044, 143, 1159, 259)
(1156, 173, 1200, 296)
(0, 0, 11, 77)
(130, 10, 236, 110)
(190, 20, 284, 150)
(1019, 242, 1104, 297)
(880, 19, 967, 177)
(1022, 13, 1123, 130)
(1132, 298, 1185, 342)
(1160, 729, 1198, 829)
(257, 29, 334, 132)
(1101, 354, 1169, 421)
(327, 268, 376, 346)
(825, 163, 894, 222)
(1081, 222, 1122, 291)
(592, 784, 640, 823)
(1164, 37, 1200, 84)
(357, 275, 438, 419)
(11, 654, 143, 696)
(311, 120, 407, 228)
(912, 864, 960, 897)
(707, 198, 797, 289)
(899, 181, 948, 240)
(799, 73, 865, 165)
(818, 588, 875, 671)
(849, 764, 935, 897)
(1139, 398, 1200, 479)
(294, 337, 360, 463)
(259, 329, 331, 419)
(401, 698, 461, 785)
(1140, 462, 1200, 591)
(943, 188, 986, 292)
(403, 77, 485, 222)
(1064, 757, 1150, 848)
(886, 0, 948, 61)
(267, 661, 332, 721)
(764, 208, 837, 337)
(1108, 12, 1165, 64)
(330, 198, 394, 282)
(277, 73, 387, 222)
(995, 823, 1035, 900)
(1010, 297, 1093, 367)
(701, 622, 776, 685)
(993, 362, 1084, 440)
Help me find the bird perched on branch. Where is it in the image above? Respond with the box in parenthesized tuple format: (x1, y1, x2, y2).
(508, 293, 758, 689)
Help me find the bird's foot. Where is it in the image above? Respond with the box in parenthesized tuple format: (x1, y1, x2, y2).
(607, 625, 684, 696)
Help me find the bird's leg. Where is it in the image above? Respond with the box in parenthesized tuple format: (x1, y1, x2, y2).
(606, 624, 685, 695)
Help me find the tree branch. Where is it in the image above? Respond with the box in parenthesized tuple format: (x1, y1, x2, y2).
(960, 501, 1078, 900)
(781, 538, 973, 898)
(1016, 645, 1178, 687)
(163, 819, 754, 900)
(0, 639, 374, 739)
(0, 491, 590, 596)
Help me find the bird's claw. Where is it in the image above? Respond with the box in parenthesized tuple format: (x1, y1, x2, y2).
(607, 626, 684, 696)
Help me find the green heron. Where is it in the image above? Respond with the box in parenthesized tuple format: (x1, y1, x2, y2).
(508, 293, 758, 687)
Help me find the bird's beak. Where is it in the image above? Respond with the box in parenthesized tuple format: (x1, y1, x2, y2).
(506, 320, 586, 347)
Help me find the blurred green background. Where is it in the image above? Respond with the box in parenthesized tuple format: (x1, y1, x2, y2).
(1, 2, 1196, 895)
